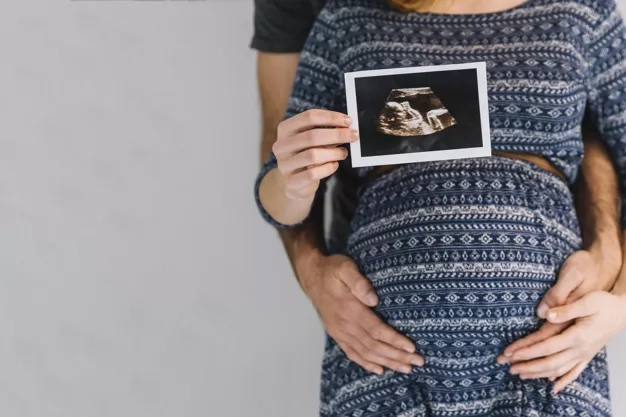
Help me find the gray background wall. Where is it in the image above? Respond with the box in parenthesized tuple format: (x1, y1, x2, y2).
(0, 0, 623, 416)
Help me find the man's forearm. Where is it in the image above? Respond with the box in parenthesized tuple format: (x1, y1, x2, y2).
(261, 131, 327, 293)
(256, 52, 330, 293)
(575, 128, 622, 281)
(276, 203, 327, 293)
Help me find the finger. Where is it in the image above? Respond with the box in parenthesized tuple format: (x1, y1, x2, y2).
(355, 324, 424, 367)
(568, 283, 593, 304)
(501, 322, 568, 359)
(537, 254, 585, 318)
(280, 109, 352, 135)
(343, 332, 413, 374)
(546, 293, 601, 324)
(279, 127, 356, 156)
(361, 314, 417, 355)
(510, 325, 580, 362)
(282, 147, 349, 173)
(338, 341, 383, 375)
(285, 162, 339, 190)
(553, 360, 589, 394)
(336, 260, 379, 307)
(510, 349, 579, 377)
(518, 359, 577, 380)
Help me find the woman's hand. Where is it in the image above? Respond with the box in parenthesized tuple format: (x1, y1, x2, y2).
(497, 249, 622, 392)
(502, 291, 626, 393)
(273, 110, 357, 200)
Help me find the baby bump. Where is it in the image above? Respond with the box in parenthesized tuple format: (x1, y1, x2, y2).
(345, 157, 582, 363)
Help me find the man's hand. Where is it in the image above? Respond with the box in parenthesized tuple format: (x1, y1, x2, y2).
(502, 291, 626, 393)
(500, 250, 614, 359)
(254, 53, 422, 376)
(497, 249, 621, 391)
(538, 250, 616, 315)
(301, 252, 424, 375)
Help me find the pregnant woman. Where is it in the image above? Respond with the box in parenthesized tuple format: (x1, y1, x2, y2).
(256, 0, 626, 415)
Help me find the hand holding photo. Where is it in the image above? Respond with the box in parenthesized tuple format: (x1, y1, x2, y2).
(344, 62, 491, 168)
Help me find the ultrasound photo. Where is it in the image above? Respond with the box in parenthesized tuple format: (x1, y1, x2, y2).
(344, 63, 491, 168)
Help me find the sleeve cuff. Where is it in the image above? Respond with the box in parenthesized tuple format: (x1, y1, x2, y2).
(249, 36, 306, 54)
(254, 157, 327, 230)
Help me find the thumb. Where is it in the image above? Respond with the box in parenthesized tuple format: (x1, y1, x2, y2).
(537, 254, 585, 318)
(546, 292, 601, 324)
(338, 260, 378, 307)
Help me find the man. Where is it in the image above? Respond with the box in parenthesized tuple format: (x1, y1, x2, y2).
(251, 0, 624, 391)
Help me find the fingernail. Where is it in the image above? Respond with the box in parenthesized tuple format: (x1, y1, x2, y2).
(404, 345, 415, 354)
(504, 351, 513, 358)
(351, 130, 359, 141)
(345, 117, 352, 126)
(548, 310, 558, 320)
(411, 357, 424, 367)
(400, 366, 412, 374)
(342, 149, 349, 159)
(366, 292, 378, 306)
(497, 356, 509, 365)
(509, 368, 518, 375)
(537, 303, 549, 319)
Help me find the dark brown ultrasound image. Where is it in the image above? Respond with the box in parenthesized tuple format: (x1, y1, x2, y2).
(354, 68, 484, 157)
(377, 88, 457, 137)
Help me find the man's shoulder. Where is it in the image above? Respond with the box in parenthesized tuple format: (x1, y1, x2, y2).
(250, 0, 328, 53)
(257, 0, 326, 14)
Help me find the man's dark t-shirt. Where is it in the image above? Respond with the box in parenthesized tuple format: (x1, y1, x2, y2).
(251, 0, 361, 254)
(250, 0, 327, 53)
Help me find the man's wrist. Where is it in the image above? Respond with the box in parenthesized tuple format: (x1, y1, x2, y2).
(277, 225, 327, 296)
(588, 234, 622, 289)
(292, 246, 326, 296)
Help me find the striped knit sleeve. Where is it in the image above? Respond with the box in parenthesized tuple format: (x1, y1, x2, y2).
(254, 5, 343, 229)
(585, 0, 626, 229)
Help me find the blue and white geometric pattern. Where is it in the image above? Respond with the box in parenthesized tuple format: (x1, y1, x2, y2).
(253, 0, 624, 415)
(325, 157, 611, 417)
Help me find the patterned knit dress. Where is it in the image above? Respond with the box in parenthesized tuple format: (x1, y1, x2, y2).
(254, 0, 626, 415)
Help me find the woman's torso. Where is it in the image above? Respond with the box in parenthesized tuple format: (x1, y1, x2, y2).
(322, 0, 601, 183)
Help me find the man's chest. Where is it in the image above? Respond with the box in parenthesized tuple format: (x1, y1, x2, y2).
(312, 0, 327, 14)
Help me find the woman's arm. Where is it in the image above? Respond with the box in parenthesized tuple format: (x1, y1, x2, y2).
(254, 3, 351, 228)
(253, 8, 425, 374)
(257, 111, 354, 227)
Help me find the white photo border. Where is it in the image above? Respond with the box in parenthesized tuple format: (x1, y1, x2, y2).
(344, 62, 492, 168)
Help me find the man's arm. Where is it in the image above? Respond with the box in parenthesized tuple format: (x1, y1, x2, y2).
(531, 122, 622, 319)
(256, 52, 424, 373)
(573, 126, 622, 283)
(499, 124, 624, 391)
(257, 52, 326, 285)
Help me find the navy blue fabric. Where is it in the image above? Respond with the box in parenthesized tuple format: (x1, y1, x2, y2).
(321, 156, 610, 416)
(253, 1, 622, 414)
(255, 0, 626, 229)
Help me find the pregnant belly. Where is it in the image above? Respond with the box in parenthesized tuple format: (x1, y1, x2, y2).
(344, 157, 581, 362)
